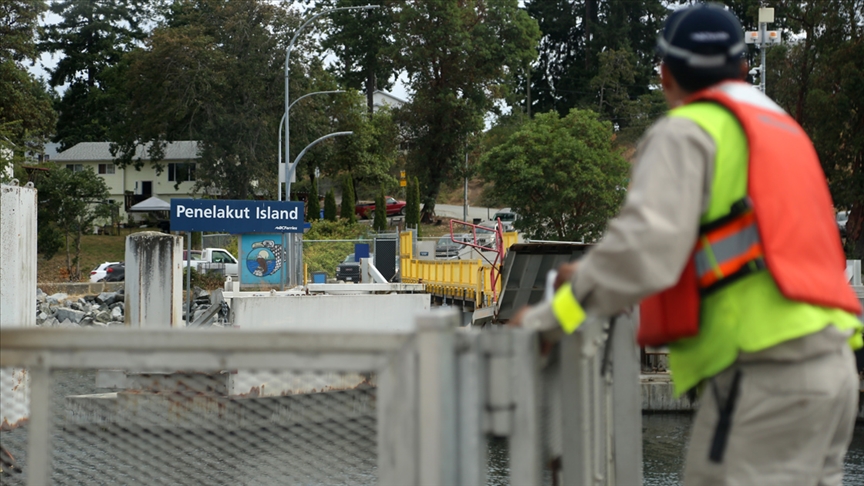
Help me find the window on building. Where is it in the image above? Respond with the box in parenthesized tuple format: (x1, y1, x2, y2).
(65, 164, 83, 172)
(168, 163, 196, 182)
(98, 163, 115, 174)
(38, 154, 50, 162)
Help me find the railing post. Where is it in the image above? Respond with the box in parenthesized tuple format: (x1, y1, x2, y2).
(611, 311, 643, 485)
(416, 310, 459, 486)
(560, 317, 607, 485)
(456, 332, 486, 486)
(509, 328, 543, 485)
(378, 335, 419, 484)
(26, 363, 52, 486)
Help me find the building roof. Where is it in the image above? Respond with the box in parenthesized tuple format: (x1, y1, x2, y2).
(53, 141, 200, 162)
(372, 90, 408, 110)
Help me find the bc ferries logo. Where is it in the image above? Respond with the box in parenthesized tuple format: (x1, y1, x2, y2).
(246, 240, 284, 277)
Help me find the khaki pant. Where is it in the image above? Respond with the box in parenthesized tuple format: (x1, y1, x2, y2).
(683, 339, 859, 486)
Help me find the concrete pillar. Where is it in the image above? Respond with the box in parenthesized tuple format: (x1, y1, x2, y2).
(125, 231, 183, 328)
(0, 181, 37, 430)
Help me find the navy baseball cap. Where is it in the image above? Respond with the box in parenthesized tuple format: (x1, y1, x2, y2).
(656, 4, 745, 68)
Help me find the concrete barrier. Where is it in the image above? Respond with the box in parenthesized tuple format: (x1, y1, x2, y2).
(37, 282, 124, 296)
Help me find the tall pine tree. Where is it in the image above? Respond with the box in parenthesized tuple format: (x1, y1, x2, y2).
(40, 0, 151, 149)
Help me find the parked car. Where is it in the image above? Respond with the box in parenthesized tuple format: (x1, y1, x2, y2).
(492, 208, 519, 232)
(181, 248, 239, 277)
(102, 263, 125, 282)
(837, 210, 848, 237)
(90, 261, 122, 283)
(436, 234, 471, 259)
(335, 253, 372, 282)
(355, 197, 407, 219)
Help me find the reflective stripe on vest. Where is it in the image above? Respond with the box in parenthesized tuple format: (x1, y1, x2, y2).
(694, 202, 766, 294)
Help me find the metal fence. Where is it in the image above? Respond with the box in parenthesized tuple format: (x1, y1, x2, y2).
(0, 311, 641, 485)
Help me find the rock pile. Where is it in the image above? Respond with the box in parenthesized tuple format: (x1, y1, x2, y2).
(35, 287, 227, 327)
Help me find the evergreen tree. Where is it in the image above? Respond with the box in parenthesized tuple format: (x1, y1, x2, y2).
(1, 0, 56, 168)
(307, 177, 321, 222)
(373, 189, 387, 232)
(404, 176, 416, 229)
(340, 174, 356, 223)
(40, 0, 151, 149)
(320, 0, 396, 115)
(324, 189, 338, 222)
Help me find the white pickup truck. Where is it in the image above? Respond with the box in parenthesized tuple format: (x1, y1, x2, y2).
(182, 248, 239, 277)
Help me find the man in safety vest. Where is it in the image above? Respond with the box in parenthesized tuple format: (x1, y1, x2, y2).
(513, 4, 863, 485)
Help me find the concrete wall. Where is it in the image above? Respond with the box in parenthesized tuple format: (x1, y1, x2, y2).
(230, 293, 431, 331)
(0, 182, 36, 430)
(37, 282, 124, 296)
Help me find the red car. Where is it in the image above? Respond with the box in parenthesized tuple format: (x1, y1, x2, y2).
(355, 196, 407, 219)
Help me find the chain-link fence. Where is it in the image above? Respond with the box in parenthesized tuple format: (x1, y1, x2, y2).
(1, 369, 376, 485)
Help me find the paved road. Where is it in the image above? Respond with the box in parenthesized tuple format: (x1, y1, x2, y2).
(433, 204, 502, 222)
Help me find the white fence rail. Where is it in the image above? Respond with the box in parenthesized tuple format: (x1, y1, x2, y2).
(0, 311, 642, 485)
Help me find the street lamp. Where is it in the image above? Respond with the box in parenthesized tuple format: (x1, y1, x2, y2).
(285, 131, 353, 199)
(278, 90, 344, 201)
(745, 7, 781, 93)
(284, 5, 379, 201)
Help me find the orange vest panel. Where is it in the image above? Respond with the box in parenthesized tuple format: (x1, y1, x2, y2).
(638, 84, 860, 347)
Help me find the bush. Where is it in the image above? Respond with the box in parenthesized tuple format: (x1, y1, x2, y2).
(303, 220, 370, 278)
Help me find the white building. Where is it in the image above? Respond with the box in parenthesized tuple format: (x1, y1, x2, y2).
(372, 90, 407, 112)
(52, 141, 199, 221)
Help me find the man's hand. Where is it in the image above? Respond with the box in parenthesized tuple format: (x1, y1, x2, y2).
(507, 305, 530, 327)
(554, 261, 579, 289)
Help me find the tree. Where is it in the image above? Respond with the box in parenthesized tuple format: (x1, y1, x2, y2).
(307, 176, 321, 222)
(522, 0, 664, 124)
(340, 174, 356, 222)
(1, 0, 56, 169)
(324, 188, 338, 222)
(391, 0, 540, 220)
(40, 0, 151, 150)
(404, 176, 416, 229)
(326, 100, 400, 196)
(113, 0, 349, 199)
(373, 189, 387, 231)
(37, 164, 111, 280)
(320, 0, 396, 114)
(480, 109, 629, 241)
(768, 0, 864, 259)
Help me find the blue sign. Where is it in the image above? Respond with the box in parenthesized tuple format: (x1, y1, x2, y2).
(171, 199, 304, 233)
(240, 234, 285, 286)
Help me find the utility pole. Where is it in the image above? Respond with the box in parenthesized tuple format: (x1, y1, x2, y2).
(745, 7, 780, 93)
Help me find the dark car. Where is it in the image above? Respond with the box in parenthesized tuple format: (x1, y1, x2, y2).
(102, 263, 125, 282)
(335, 253, 369, 282)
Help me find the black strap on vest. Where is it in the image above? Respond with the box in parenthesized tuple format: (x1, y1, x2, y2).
(708, 369, 743, 463)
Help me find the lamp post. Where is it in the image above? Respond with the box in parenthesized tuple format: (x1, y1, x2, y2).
(284, 5, 379, 202)
(284, 131, 353, 287)
(278, 90, 344, 201)
(745, 7, 780, 93)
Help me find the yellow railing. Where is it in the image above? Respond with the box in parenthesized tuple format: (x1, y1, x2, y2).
(399, 230, 517, 308)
